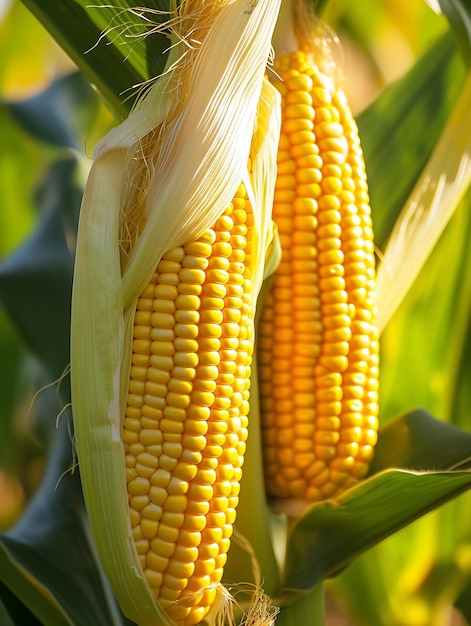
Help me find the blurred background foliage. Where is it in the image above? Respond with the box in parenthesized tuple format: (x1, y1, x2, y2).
(0, 0, 470, 625)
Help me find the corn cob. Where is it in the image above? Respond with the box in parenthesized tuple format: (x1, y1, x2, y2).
(258, 49, 379, 503)
(123, 185, 254, 625)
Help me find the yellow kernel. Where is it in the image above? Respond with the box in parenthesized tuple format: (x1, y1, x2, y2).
(182, 515, 206, 531)
(128, 477, 150, 496)
(175, 310, 199, 324)
(124, 417, 141, 433)
(311, 86, 332, 105)
(136, 452, 159, 469)
(130, 495, 150, 512)
(321, 177, 343, 195)
(150, 328, 174, 343)
(164, 495, 187, 513)
(286, 90, 313, 106)
(133, 325, 151, 340)
(191, 390, 215, 408)
(154, 285, 178, 301)
(134, 539, 150, 555)
(184, 241, 212, 257)
(160, 418, 184, 435)
(175, 294, 200, 310)
(150, 469, 171, 488)
(199, 323, 222, 338)
(174, 352, 199, 368)
(182, 434, 207, 451)
(163, 570, 189, 591)
(151, 341, 175, 357)
(141, 518, 158, 539)
(284, 118, 314, 133)
(166, 391, 190, 409)
(285, 103, 315, 120)
(198, 542, 219, 559)
(157, 259, 180, 273)
(140, 429, 163, 447)
(187, 404, 211, 420)
(174, 323, 198, 340)
(149, 486, 167, 506)
(129, 507, 140, 527)
(153, 299, 175, 314)
(163, 247, 185, 263)
(296, 168, 322, 184)
(168, 378, 193, 395)
(179, 268, 206, 284)
(136, 299, 153, 312)
(133, 339, 151, 355)
(202, 283, 226, 298)
(157, 523, 180, 543)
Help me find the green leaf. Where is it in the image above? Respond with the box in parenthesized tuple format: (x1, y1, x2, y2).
(369, 408, 471, 474)
(0, 553, 71, 626)
(7, 73, 99, 150)
(20, 0, 171, 115)
(456, 578, 471, 623)
(282, 468, 471, 599)
(0, 158, 79, 380)
(0, 587, 40, 626)
(0, 107, 39, 258)
(0, 419, 131, 626)
(358, 32, 465, 249)
(378, 198, 471, 422)
(0, 310, 30, 470)
(439, 0, 471, 66)
(447, 192, 471, 428)
(0, 72, 108, 381)
(281, 410, 471, 599)
(315, 0, 331, 15)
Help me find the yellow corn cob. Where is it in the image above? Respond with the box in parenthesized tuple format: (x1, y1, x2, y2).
(123, 185, 254, 626)
(258, 49, 379, 503)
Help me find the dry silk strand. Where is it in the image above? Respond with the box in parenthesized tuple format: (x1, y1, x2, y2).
(70, 1, 281, 626)
(258, 37, 379, 506)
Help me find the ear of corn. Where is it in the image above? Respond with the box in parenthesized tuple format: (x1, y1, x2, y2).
(259, 17, 379, 508)
(70, 1, 281, 625)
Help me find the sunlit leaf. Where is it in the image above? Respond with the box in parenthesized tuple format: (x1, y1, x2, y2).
(447, 193, 471, 428)
(0, 1, 74, 99)
(20, 0, 171, 115)
(282, 468, 471, 598)
(358, 32, 465, 249)
(369, 409, 471, 474)
(282, 411, 471, 602)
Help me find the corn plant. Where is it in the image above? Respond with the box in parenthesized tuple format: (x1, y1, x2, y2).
(0, 1, 470, 625)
